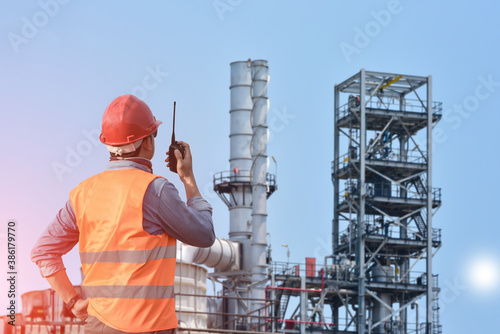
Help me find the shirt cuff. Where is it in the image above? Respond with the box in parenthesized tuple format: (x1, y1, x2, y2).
(187, 196, 213, 215)
(37, 259, 66, 278)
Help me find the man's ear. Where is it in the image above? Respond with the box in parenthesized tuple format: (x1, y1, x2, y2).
(142, 135, 153, 150)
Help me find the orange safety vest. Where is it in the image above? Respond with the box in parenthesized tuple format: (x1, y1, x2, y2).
(70, 168, 177, 332)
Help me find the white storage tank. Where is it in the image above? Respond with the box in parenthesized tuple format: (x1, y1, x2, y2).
(174, 262, 208, 332)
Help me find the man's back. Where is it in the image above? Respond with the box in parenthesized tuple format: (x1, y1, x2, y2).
(72, 168, 177, 332)
(31, 95, 215, 333)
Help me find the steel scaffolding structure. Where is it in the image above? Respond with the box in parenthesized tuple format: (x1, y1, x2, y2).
(332, 69, 442, 334)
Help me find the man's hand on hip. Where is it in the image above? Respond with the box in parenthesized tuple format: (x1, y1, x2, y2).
(73, 298, 89, 321)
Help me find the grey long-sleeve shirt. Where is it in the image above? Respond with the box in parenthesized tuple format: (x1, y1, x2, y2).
(31, 159, 215, 278)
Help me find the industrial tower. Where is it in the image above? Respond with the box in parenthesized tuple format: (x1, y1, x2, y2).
(213, 59, 277, 331)
(332, 69, 442, 334)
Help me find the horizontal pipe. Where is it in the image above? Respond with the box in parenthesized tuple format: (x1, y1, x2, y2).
(274, 319, 335, 326)
(265, 286, 322, 294)
(180, 238, 240, 272)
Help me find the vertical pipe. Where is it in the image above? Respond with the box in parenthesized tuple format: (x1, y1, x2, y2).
(357, 69, 366, 334)
(229, 60, 254, 328)
(333, 307, 339, 333)
(229, 60, 254, 272)
(300, 276, 307, 334)
(426, 75, 433, 333)
(250, 60, 270, 319)
(372, 266, 393, 333)
(399, 135, 408, 333)
(271, 273, 276, 333)
(412, 301, 419, 334)
(399, 92, 409, 334)
(333, 84, 340, 254)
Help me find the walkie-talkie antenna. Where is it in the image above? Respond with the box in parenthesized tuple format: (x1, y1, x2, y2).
(171, 101, 176, 143)
(168, 100, 184, 173)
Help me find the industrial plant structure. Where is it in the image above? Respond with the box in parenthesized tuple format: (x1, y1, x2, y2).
(331, 70, 442, 334)
(3, 65, 443, 334)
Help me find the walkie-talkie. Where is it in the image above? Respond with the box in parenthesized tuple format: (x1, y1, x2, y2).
(168, 101, 185, 173)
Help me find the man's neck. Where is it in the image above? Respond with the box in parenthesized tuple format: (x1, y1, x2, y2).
(110, 157, 153, 172)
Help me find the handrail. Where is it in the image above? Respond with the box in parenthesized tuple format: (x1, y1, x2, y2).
(214, 170, 277, 187)
(337, 225, 442, 243)
(333, 151, 427, 173)
(335, 98, 442, 120)
(214, 170, 252, 185)
(271, 261, 434, 286)
(339, 182, 441, 202)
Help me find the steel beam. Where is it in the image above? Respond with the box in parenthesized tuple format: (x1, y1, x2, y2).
(426, 75, 433, 333)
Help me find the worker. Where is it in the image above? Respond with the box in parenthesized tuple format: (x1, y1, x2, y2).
(367, 184, 374, 197)
(377, 217, 384, 234)
(367, 138, 374, 160)
(31, 95, 215, 334)
(348, 145, 357, 159)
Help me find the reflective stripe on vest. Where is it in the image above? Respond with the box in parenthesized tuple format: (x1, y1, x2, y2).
(80, 244, 177, 265)
(84, 285, 175, 299)
(70, 168, 177, 332)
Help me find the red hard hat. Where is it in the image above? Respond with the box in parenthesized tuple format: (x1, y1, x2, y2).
(99, 95, 162, 146)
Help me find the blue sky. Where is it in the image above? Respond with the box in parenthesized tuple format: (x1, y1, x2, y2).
(1, 0, 499, 332)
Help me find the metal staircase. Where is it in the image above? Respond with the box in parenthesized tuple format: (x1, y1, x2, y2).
(273, 277, 297, 320)
(413, 213, 427, 238)
(279, 290, 292, 319)
(413, 177, 427, 197)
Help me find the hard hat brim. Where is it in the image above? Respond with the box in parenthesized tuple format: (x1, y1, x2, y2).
(100, 119, 162, 146)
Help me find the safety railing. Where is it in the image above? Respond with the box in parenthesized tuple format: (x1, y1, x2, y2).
(367, 267, 428, 286)
(432, 228, 442, 242)
(420, 274, 440, 289)
(271, 261, 324, 278)
(13, 287, 86, 334)
(272, 261, 431, 286)
(419, 323, 443, 334)
(272, 318, 335, 333)
(266, 173, 277, 190)
(175, 292, 278, 333)
(431, 188, 442, 202)
(333, 150, 427, 173)
(214, 170, 277, 190)
(369, 321, 422, 334)
(336, 98, 443, 120)
(339, 182, 441, 203)
(338, 225, 442, 243)
(214, 169, 252, 185)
